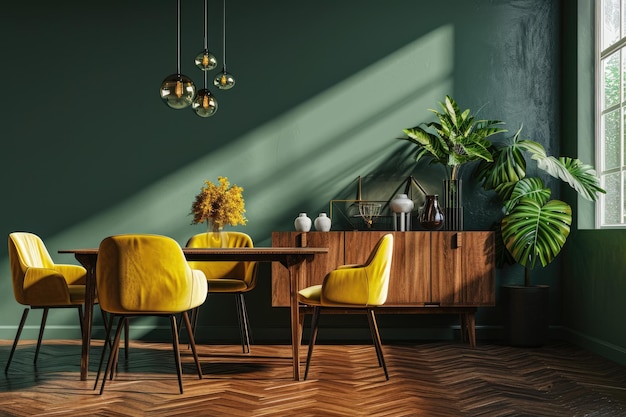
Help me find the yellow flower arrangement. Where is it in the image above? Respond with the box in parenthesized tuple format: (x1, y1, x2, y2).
(190, 176, 247, 232)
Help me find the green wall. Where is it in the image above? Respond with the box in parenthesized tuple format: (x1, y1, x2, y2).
(5, 0, 618, 356)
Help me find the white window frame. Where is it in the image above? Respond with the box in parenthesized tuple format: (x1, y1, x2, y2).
(596, 0, 626, 228)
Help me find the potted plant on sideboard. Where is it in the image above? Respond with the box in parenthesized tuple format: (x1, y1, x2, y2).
(401, 95, 506, 230)
(474, 126, 605, 346)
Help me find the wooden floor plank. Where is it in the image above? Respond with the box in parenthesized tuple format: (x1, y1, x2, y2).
(1, 340, 626, 416)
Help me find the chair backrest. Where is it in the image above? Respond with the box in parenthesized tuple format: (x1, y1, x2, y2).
(96, 234, 207, 314)
(321, 233, 394, 307)
(185, 232, 258, 287)
(362, 234, 394, 306)
(8, 232, 56, 305)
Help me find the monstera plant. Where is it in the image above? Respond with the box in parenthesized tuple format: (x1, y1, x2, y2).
(475, 126, 605, 346)
(475, 126, 605, 285)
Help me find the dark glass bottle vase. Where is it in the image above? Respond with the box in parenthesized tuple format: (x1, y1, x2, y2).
(419, 195, 445, 230)
(443, 179, 463, 231)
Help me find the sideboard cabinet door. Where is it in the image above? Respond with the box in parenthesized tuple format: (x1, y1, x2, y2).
(430, 232, 496, 306)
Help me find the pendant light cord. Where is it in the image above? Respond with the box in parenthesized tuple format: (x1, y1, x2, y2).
(176, 0, 181, 74)
(203, 0, 208, 88)
(222, 0, 227, 72)
(203, 0, 208, 50)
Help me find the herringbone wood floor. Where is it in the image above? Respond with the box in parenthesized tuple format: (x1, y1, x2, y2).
(1, 339, 626, 416)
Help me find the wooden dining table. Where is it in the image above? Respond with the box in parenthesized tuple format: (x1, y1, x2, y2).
(58, 246, 328, 381)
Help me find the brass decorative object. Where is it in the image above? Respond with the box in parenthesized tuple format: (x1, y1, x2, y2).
(358, 202, 382, 229)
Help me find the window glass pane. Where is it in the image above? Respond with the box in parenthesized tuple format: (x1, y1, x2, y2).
(604, 109, 620, 170)
(604, 0, 621, 49)
(604, 52, 620, 109)
(603, 172, 621, 224)
(623, 0, 626, 41)
(623, 171, 626, 224)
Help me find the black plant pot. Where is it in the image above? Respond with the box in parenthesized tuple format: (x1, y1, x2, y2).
(504, 285, 549, 347)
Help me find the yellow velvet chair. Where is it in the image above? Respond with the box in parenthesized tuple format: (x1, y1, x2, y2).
(5, 232, 87, 373)
(94, 234, 208, 394)
(298, 233, 394, 380)
(185, 232, 258, 353)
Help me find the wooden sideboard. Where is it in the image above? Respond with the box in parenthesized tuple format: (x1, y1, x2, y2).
(271, 231, 496, 346)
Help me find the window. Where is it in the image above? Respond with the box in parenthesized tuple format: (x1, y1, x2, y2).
(598, 0, 626, 226)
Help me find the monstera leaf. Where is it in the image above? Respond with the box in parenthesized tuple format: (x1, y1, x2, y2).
(475, 126, 547, 197)
(533, 155, 605, 202)
(501, 198, 572, 270)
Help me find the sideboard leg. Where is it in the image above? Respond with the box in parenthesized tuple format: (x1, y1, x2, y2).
(466, 312, 476, 348)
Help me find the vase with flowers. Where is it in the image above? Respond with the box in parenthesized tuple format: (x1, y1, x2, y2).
(190, 176, 247, 233)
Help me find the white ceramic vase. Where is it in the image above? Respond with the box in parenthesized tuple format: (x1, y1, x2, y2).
(294, 213, 312, 232)
(314, 213, 332, 231)
(390, 193, 414, 213)
(390, 193, 414, 231)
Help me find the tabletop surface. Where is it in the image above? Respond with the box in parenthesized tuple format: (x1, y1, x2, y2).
(59, 247, 328, 255)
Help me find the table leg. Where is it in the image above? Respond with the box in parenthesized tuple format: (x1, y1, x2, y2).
(288, 262, 304, 381)
(76, 254, 96, 381)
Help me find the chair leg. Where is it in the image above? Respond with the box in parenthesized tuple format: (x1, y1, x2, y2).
(100, 315, 125, 395)
(235, 294, 252, 353)
(77, 305, 84, 336)
(5, 308, 29, 373)
(366, 311, 383, 368)
(102, 310, 130, 358)
(181, 311, 203, 379)
(190, 305, 200, 340)
(169, 315, 184, 394)
(109, 318, 129, 379)
(124, 318, 129, 360)
(366, 309, 389, 380)
(298, 309, 306, 345)
(101, 308, 113, 350)
(304, 306, 321, 380)
(33, 308, 49, 364)
(94, 313, 116, 390)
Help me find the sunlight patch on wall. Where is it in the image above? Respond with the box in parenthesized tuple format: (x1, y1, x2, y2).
(50, 25, 454, 251)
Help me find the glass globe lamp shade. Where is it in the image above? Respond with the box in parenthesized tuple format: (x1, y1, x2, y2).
(194, 49, 217, 71)
(159, 73, 196, 109)
(213, 71, 235, 90)
(192, 89, 218, 117)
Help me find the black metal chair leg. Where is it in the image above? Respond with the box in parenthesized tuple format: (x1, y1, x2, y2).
(236, 294, 251, 353)
(190, 305, 200, 340)
(304, 306, 321, 380)
(182, 311, 203, 379)
(169, 315, 184, 394)
(33, 308, 49, 364)
(366, 310, 383, 367)
(241, 294, 253, 348)
(109, 318, 129, 379)
(5, 308, 29, 373)
(100, 315, 125, 395)
(101, 308, 114, 350)
(367, 309, 389, 380)
(94, 313, 116, 390)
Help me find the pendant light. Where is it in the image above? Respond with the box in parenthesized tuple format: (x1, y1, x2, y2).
(194, 0, 217, 71)
(192, 82, 218, 117)
(159, 0, 196, 109)
(192, 0, 218, 117)
(213, 0, 235, 90)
